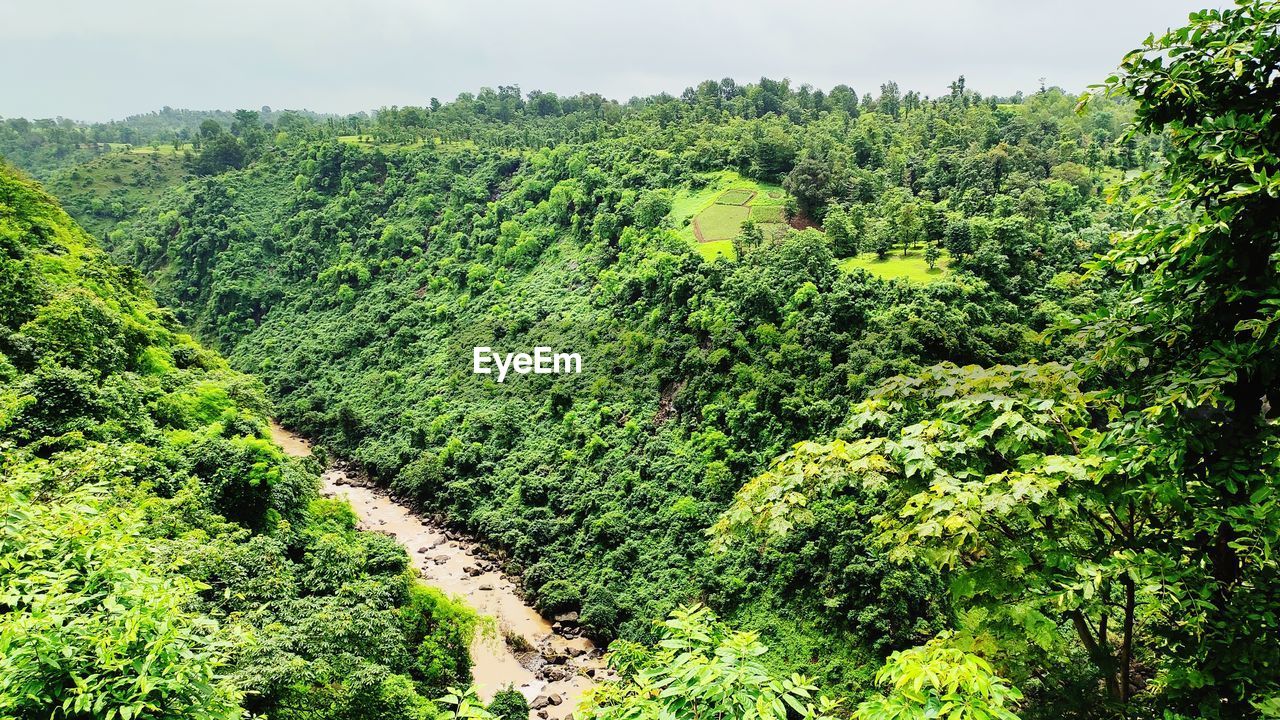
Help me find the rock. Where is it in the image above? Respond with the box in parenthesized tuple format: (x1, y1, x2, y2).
(479, 583, 494, 591)
(416, 546, 429, 554)
(433, 555, 450, 564)
(554, 611, 580, 624)
(565, 646, 585, 657)
(552, 622, 563, 631)
(531, 696, 551, 710)
(545, 653, 568, 665)
(548, 694, 563, 707)
(538, 666, 569, 682)
(537, 713, 548, 720)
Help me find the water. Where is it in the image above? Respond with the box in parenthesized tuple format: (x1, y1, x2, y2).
(268, 421, 602, 719)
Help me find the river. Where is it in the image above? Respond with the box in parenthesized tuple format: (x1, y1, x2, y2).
(268, 421, 602, 719)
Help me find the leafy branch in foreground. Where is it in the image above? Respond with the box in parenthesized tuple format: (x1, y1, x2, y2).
(853, 632, 1022, 720)
(716, 2, 1280, 716)
(579, 604, 843, 720)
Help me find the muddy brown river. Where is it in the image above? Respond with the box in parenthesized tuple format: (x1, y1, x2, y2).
(269, 421, 602, 719)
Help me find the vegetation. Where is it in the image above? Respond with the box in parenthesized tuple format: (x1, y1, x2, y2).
(0, 165, 475, 719)
(1, 2, 1277, 719)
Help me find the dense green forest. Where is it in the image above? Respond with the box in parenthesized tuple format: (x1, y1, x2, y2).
(99, 79, 1136, 697)
(3, 1, 1279, 719)
(0, 166, 476, 719)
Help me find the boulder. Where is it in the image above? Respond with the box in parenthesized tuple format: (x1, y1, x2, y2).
(553, 611, 580, 624)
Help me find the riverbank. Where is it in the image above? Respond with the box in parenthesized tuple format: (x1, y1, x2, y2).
(268, 421, 603, 719)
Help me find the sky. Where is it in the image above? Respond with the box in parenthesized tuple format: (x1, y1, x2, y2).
(0, 1, 1222, 122)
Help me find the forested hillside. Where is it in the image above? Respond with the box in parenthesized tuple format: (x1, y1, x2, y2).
(3, 2, 1277, 719)
(0, 165, 475, 720)
(90, 75, 1141, 698)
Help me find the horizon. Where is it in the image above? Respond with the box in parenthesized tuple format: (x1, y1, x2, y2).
(0, 0, 1223, 122)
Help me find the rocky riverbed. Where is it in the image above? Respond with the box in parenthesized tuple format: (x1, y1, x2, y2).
(269, 422, 609, 719)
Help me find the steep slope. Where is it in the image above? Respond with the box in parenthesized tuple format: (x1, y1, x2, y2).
(106, 85, 1130, 691)
(0, 164, 474, 720)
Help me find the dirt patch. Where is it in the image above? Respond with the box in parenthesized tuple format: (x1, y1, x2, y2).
(789, 211, 818, 231)
(655, 379, 687, 425)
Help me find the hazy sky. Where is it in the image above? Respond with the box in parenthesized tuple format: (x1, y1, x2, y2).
(1, 1, 1219, 122)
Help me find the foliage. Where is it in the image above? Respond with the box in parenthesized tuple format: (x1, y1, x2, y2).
(486, 686, 530, 720)
(579, 605, 844, 720)
(853, 632, 1022, 720)
(0, 164, 473, 720)
(0, 481, 241, 720)
(717, 2, 1280, 717)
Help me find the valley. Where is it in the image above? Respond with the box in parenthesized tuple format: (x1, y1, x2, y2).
(3, 4, 1280, 719)
(268, 422, 603, 718)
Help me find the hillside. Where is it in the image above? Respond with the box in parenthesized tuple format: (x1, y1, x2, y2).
(3, 4, 1277, 718)
(0, 164, 475, 720)
(94, 81, 1130, 698)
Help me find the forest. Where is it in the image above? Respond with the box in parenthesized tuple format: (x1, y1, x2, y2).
(2, 2, 1279, 719)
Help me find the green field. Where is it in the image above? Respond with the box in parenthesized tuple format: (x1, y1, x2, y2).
(695, 239, 735, 261)
(669, 171, 789, 261)
(694, 204, 750, 242)
(716, 188, 754, 205)
(839, 248, 951, 283)
(47, 152, 191, 238)
(750, 205, 785, 222)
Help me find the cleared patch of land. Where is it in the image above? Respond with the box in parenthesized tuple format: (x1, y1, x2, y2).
(838, 248, 951, 283)
(694, 204, 751, 242)
(750, 205, 785, 223)
(668, 171, 789, 261)
(716, 189, 754, 205)
(695, 239, 735, 261)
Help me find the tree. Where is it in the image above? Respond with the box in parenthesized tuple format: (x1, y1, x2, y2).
(824, 205, 857, 257)
(715, 3, 1280, 716)
(486, 686, 528, 720)
(578, 605, 842, 720)
(733, 217, 765, 258)
(924, 242, 941, 270)
(783, 156, 832, 218)
(854, 632, 1022, 720)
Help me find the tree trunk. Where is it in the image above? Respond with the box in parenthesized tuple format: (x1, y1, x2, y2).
(1119, 575, 1136, 704)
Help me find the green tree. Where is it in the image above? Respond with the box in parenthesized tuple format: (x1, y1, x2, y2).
(579, 605, 842, 720)
(854, 632, 1022, 720)
(924, 242, 941, 270)
(716, 3, 1280, 715)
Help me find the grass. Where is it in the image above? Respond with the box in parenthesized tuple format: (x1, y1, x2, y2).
(46, 152, 190, 238)
(838, 247, 951, 283)
(751, 205, 785, 223)
(716, 189, 754, 205)
(695, 239, 735, 262)
(337, 135, 434, 151)
(695, 204, 750, 242)
(102, 143, 193, 155)
(669, 171, 790, 261)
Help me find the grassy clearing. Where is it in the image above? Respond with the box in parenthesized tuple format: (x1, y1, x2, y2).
(838, 248, 951, 283)
(716, 189, 754, 205)
(47, 152, 190, 238)
(695, 239, 735, 261)
(695, 204, 750, 242)
(669, 171, 789, 259)
(751, 205, 785, 223)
